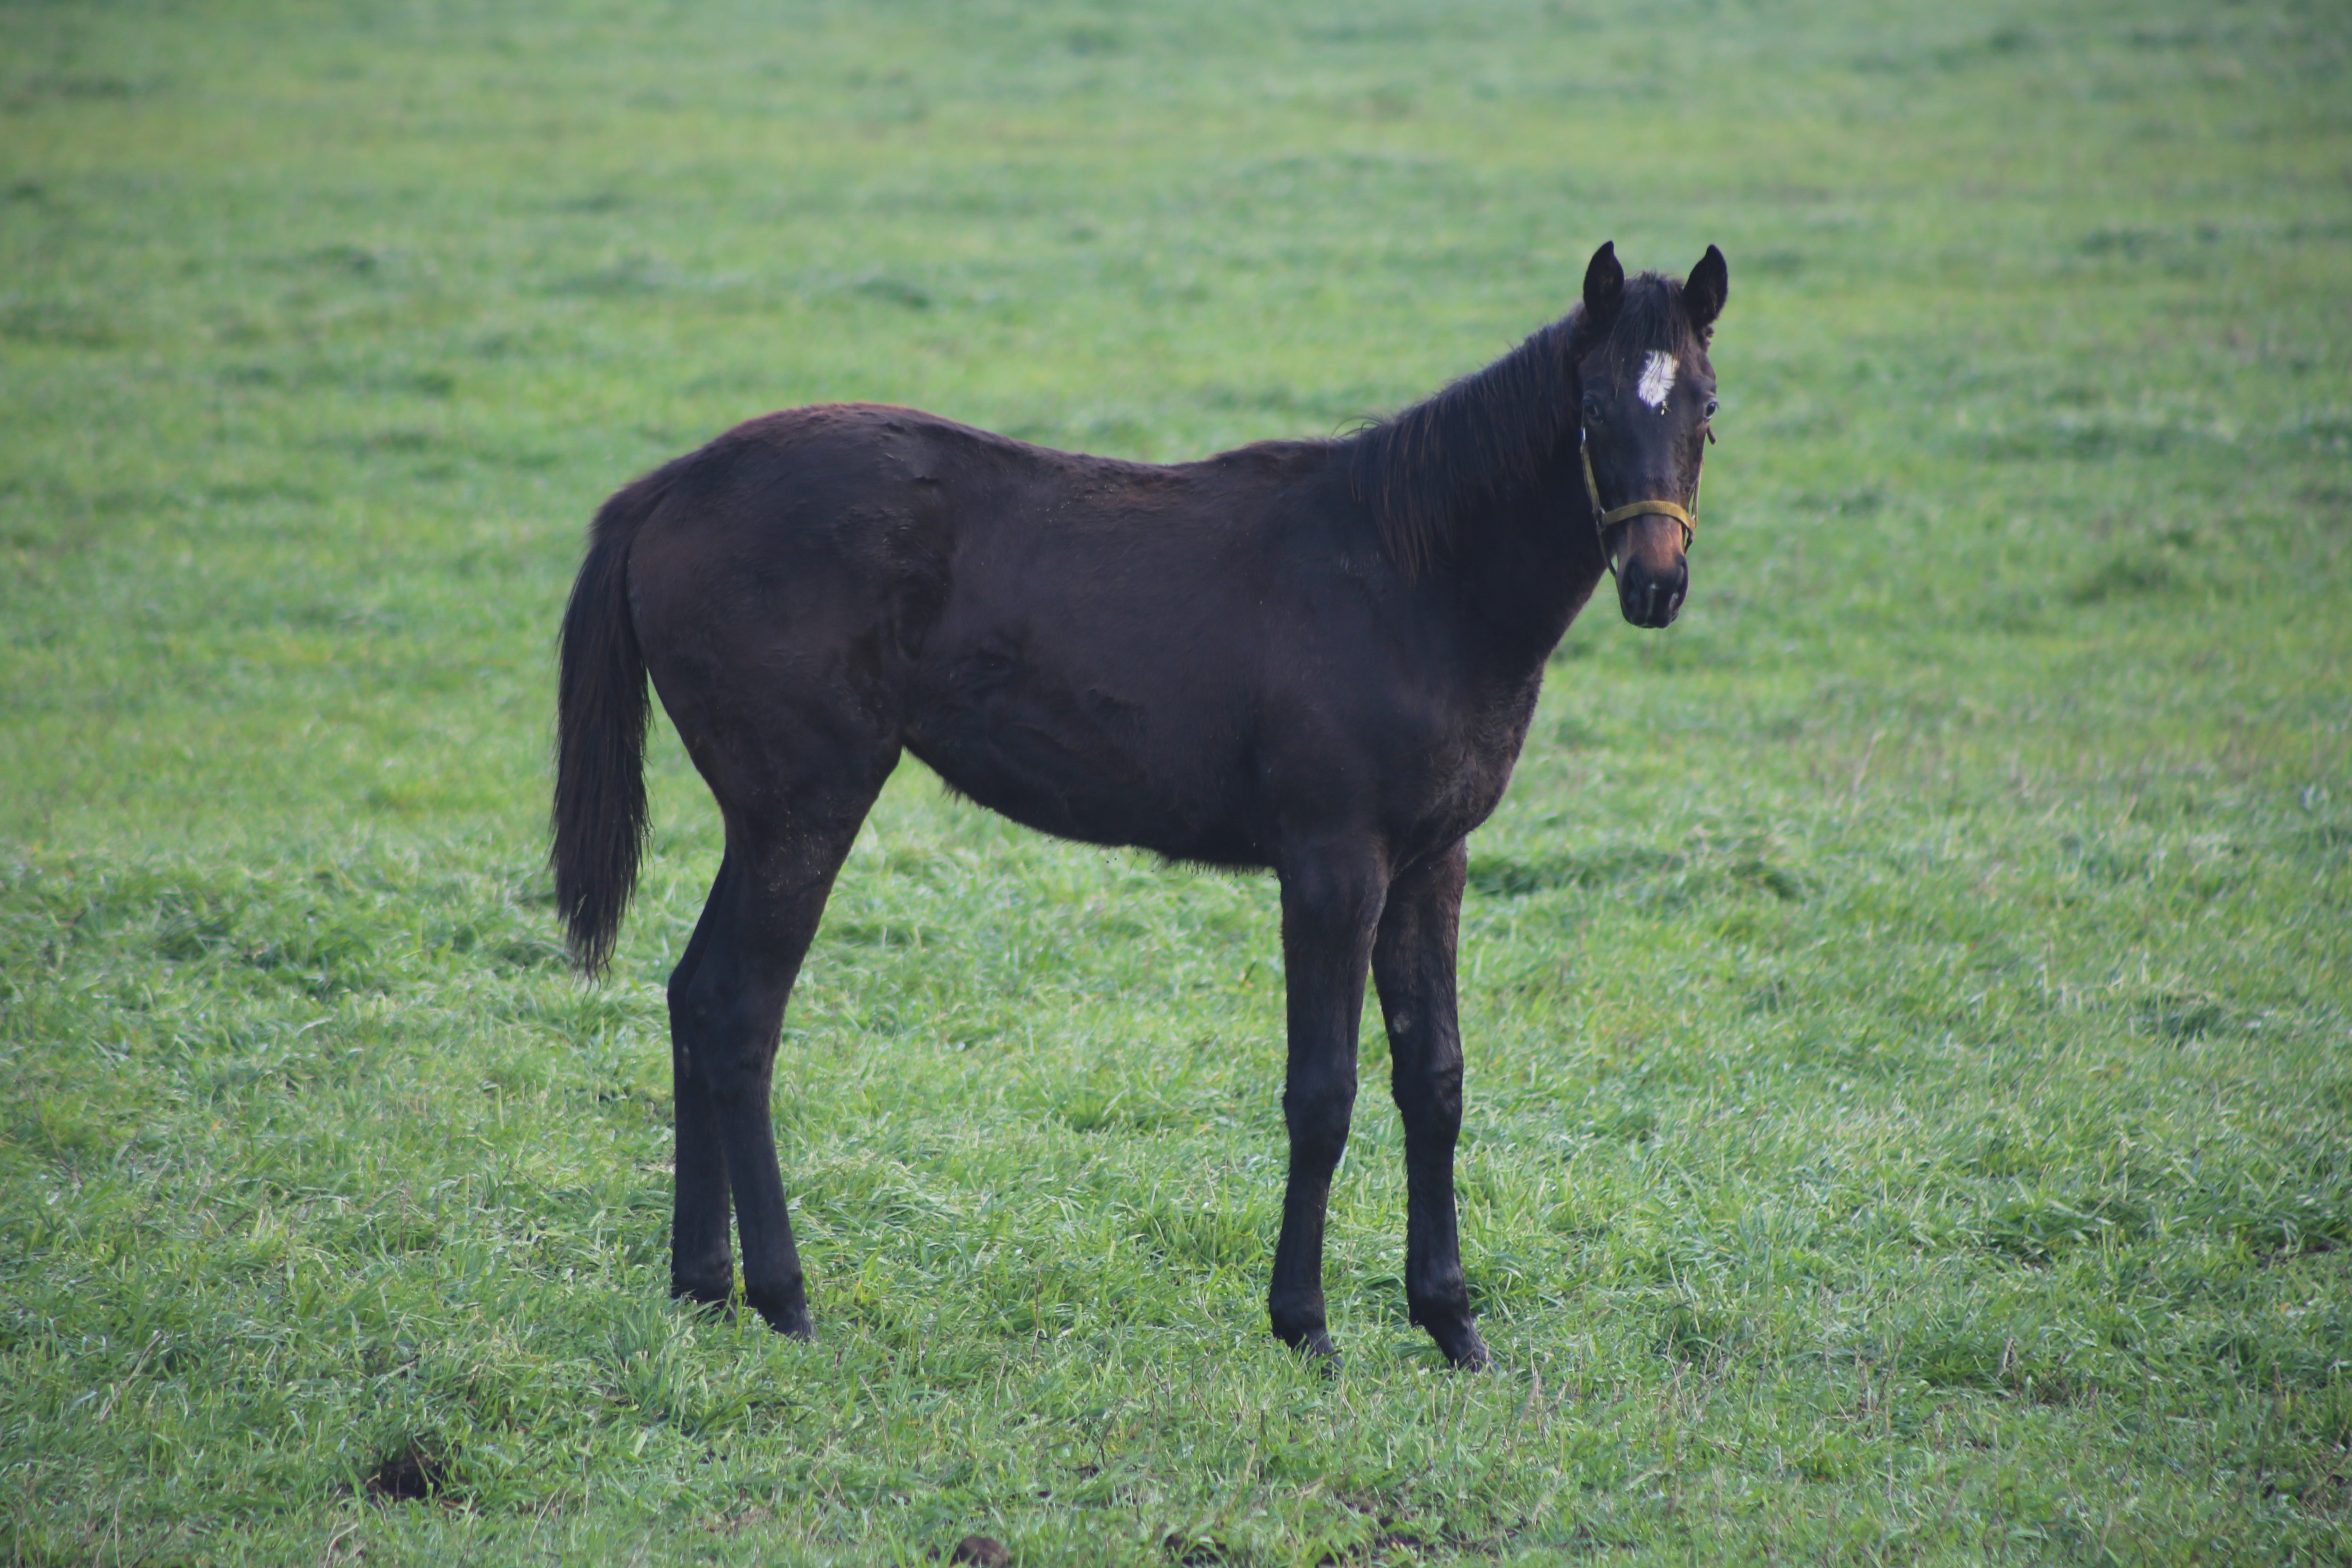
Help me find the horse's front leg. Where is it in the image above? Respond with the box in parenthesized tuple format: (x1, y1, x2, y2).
(1373, 840, 1489, 1370)
(1268, 843, 1387, 1365)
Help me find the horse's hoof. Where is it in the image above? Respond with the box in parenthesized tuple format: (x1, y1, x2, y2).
(1282, 1327, 1343, 1372)
(747, 1291, 814, 1339)
(670, 1274, 733, 1311)
(1430, 1320, 1489, 1371)
(762, 1307, 815, 1340)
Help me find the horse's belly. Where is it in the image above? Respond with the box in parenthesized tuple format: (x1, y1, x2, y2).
(902, 641, 1256, 862)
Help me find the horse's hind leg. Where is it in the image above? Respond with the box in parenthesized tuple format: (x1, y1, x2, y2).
(666, 855, 740, 1309)
(669, 773, 890, 1335)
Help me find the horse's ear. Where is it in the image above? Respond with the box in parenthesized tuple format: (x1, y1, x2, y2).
(1582, 241, 1623, 330)
(1684, 244, 1727, 339)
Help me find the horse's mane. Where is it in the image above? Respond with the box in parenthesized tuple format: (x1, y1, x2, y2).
(1347, 272, 1695, 578)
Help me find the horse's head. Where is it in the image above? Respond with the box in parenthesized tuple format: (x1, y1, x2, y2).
(1572, 242, 1727, 629)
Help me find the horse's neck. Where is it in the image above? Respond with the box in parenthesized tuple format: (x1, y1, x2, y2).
(1442, 444, 1612, 673)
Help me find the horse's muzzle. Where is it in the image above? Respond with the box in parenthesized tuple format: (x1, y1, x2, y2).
(1613, 521, 1688, 629)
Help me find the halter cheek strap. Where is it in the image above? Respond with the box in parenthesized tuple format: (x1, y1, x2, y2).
(1581, 435, 1701, 576)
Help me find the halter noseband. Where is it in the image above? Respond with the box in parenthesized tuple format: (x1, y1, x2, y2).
(1581, 433, 1702, 577)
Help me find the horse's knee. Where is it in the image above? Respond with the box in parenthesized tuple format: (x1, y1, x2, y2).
(695, 1043, 772, 1107)
(1394, 1061, 1464, 1133)
(668, 948, 730, 1038)
(1283, 1072, 1357, 1169)
(669, 988, 773, 1104)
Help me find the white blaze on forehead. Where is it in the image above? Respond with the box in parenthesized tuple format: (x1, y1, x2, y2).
(1635, 349, 1678, 409)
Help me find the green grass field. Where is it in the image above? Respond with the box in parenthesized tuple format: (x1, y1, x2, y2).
(4, 0, 2349, 1561)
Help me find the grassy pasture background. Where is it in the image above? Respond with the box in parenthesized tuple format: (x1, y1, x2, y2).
(3, 0, 2350, 1561)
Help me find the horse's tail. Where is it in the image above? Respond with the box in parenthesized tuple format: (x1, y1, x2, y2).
(551, 463, 675, 976)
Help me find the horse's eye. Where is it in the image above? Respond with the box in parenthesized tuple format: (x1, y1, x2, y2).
(1582, 396, 1605, 428)
(1704, 398, 1720, 419)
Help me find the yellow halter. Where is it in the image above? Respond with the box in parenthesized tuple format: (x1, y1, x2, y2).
(1582, 435, 1700, 575)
